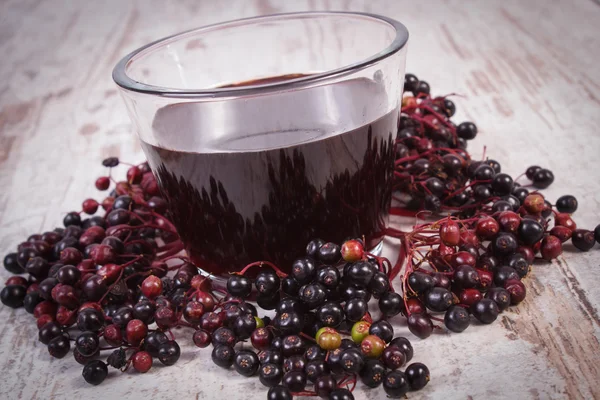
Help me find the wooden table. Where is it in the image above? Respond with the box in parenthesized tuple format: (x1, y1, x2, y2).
(1, 0, 599, 399)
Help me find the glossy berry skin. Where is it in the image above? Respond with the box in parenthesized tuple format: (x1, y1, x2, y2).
(193, 330, 211, 348)
(304, 345, 326, 362)
(141, 275, 162, 299)
(255, 269, 280, 297)
(407, 314, 433, 339)
(318, 242, 341, 264)
(112, 307, 134, 329)
(494, 266, 520, 287)
(405, 362, 430, 390)
(360, 335, 386, 358)
(556, 195, 578, 213)
(381, 345, 406, 370)
(291, 257, 317, 285)
(345, 261, 376, 288)
(525, 165, 541, 180)
(423, 287, 455, 312)
(404, 73, 419, 93)
(132, 351, 153, 373)
(213, 327, 237, 347)
(378, 291, 402, 318)
(234, 350, 260, 377)
(316, 266, 340, 290)
(485, 287, 512, 311)
(82, 360, 108, 385)
(304, 360, 328, 382)
(23, 292, 43, 314)
(476, 217, 500, 240)
(571, 229, 596, 252)
(595, 224, 600, 244)
(340, 285, 371, 303)
(126, 319, 147, 346)
(76, 331, 100, 357)
(504, 254, 528, 278)
(473, 185, 492, 201)
(341, 239, 364, 262)
(550, 226, 573, 243)
(329, 388, 355, 400)
(273, 311, 303, 336)
(4, 252, 23, 274)
(415, 80, 430, 95)
(0, 285, 26, 308)
(471, 299, 500, 324)
(316, 302, 343, 327)
(325, 348, 344, 375)
(233, 313, 257, 340)
(258, 350, 283, 366)
(267, 385, 292, 400)
(299, 283, 327, 310)
(63, 212, 82, 227)
(518, 219, 544, 245)
(305, 239, 325, 259)
(56, 265, 81, 286)
(492, 200, 512, 213)
(457, 122, 477, 140)
(282, 335, 306, 356)
(474, 164, 495, 181)
(491, 173, 513, 196)
(504, 279, 527, 305)
(383, 370, 410, 398)
(315, 374, 337, 397)
(226, 275, 252, 298)
(48, 335, 70, 359)
(390, 337, 413, 362)
(259, 363, 284, 387)
(349, 321, 370, 344)
(444, 305, 470, 333)
(459, 288, 482, 306)
(340, 348, 364, 373)
(541, 235, 563, 260)
(532, 169, 554, 189)
(283, 355, 305, 373)
(77, 308, 104, 332)
(491, 233, 518, 258)
(157, 341, 180, 366)
(210, 344, 234, 369)
(360, 359, 386, 388)
(369, 320, 394, 343)
(368, 271, 390, 297)
(407, 271, 434, 294)
(345, 298, 368, 322)
(282, 370, 306, 392)
(39, 322, 63, 345)
(453, 265, 480, 290)
(512, 187, 530, 204)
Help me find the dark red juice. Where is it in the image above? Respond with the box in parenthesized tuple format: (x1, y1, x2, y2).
(141, 76, 397, 274)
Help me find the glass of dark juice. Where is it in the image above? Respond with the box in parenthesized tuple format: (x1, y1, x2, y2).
(113, 12, 409, 276)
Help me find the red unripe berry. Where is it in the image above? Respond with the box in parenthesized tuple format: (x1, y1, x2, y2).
(341, 239, 364, 262)
(126, 319, 148, 346)
(141, 275, 162, 299)
(82, 198, 99, 214)
(95, 177, 110, 191)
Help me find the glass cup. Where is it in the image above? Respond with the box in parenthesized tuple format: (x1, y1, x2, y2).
(113, 12, 408, 276)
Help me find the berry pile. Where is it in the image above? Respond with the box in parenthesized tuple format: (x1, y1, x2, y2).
(1, 72, 599, 399)
(206, 241, 429, 399)
(386, 73, 600, 338)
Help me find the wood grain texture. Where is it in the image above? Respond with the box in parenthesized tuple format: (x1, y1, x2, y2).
(1, 0, 599, 399)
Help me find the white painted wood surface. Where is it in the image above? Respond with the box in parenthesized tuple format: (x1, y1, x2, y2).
(1, 0, 599, 399)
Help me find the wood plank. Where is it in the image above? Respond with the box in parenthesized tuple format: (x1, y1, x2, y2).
(0, 0, 599, 398)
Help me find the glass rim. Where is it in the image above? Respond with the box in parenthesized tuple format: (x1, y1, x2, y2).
(112, 11, 409, 99)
